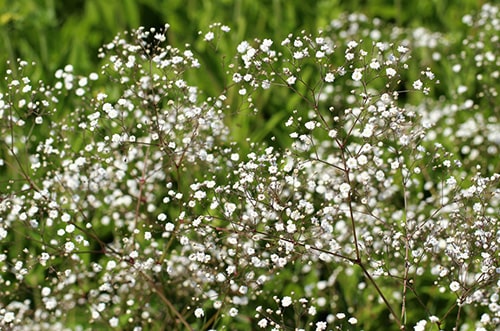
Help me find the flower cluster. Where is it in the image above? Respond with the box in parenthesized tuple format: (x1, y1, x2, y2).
(0, 4, 498, 331)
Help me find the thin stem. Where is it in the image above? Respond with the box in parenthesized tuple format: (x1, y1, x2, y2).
(138, 270, 194, 331)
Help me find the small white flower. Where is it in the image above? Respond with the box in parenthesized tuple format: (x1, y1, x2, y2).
(293, 51, 304, 59)
(237, 41, 249, 53)
(347, 40, 358, 49)
(305, 121, 316, 130)
(315, 321, 327, 331)
(41, 287, 51, 296)
(3, 311, 15, 323)
(194, 308, 204, 318)
(450, 281, 460, 292)
(361, 123, 374, 138)
(339, 183, 351, 198)
(204, 31, 215, 41)
(352, 69, 363, 81)
(346, 157, 358, 169)
(412, 79, 423, 90)
(293, 39, 303, 47)
(281, 296, 292, 307)
(287, 76, 297, 85)
(164, 222, 175, 232)
(386, 68, 397, 78)
(258, 318, 268, 328)
(399, 135, 410, 146)
(369, 60, 381, 69)
(109, 317, 119, 327)
(64, 242, 75, 252)
(429, 316, 439, 323)
(446, 176, 457, 187)
(260, 39, 273, 52)
(397, 45, 408, 53)
(414, 319, 427, 331)
(228, 307, 238, 317)
(357, 155, 368, 165)
(325, 72, 335, 82)
(348, 317, 358, 325)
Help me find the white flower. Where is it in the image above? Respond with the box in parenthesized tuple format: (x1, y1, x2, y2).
(237, 41, 249, 53)
(369, 60, 381, 69)
(346, 157, 358, 169)
(339, 183, 351, 198)
(348, 317, 358, 325)
(281, 296, 292, 307)
(260, 39, 273, 53)
(357, 155, 368, 165)
(352, 69, 363, 81)
(450, 281, 460, 292)
(164, 222, 175, 232)
(228, 307, 238, 317)
(386, 68, 397, 78)
(315, 321, 327, 331)
(64, 242, 75, 253)
(287, 76, 297, 85)
(41, 287, 51, 296)
(412, 79, 423, 90)
(194, 308, 204, 318)
(3, 311, 15, 323)
(414, 320, 427, 331)
(109, 317, 119, 327)
(446, 176, 457, 187)
(305, 121, 317, 130)
(347, 40, 358, 48)
(399, 135, 410, 146)
(258, 318, 268, 328)
(325, 72, 335, 82)
(397, 45, 408, 53)
(293, 51, 304, 59)
(361, 123, 374, 138)
(429, 316, 440, 323)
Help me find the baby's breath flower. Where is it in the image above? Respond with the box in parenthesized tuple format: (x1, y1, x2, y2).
(325, 72, 335, 82)
(352, 69, 363, 81)
(412, 79, 423, 90)
(450, 281, 460, 292)
(281, 296, 292, 307)
(386, 67, 397, 77)
(194, 308, 204, 318)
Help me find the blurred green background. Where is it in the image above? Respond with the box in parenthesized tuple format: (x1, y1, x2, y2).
(0, 0, 486, 150)
(0, 0, 483, 85)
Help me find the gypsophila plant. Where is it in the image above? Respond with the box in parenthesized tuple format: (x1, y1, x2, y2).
(0, 4, 498, 331)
